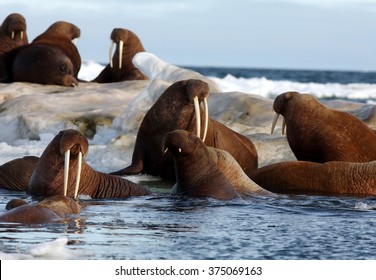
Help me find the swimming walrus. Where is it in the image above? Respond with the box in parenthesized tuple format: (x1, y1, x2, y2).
(27, 129, 151, 198)
(250, 160, 376, 196)
(165, 130, 270, 199)
(111, 79, 258, 181)
(0, 195, 80, 224)
(271, 91, 376, 163)
(0, 156, 39, 191)
(163, 130, 239, 200)
(93, 28, 147, 83)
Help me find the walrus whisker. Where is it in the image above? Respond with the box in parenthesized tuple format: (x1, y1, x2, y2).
(109, 41, 115, 68)
(271, 113, 279, 134)
(282, 117, 286, 135)
(118, 40, 124, 69)
(193, 96, 201, 139)
(63, 150, 70, 196)
(73, 151, 82, 199)
(202, 97, 209, 142)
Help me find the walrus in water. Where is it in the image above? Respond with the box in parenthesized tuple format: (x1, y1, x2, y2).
(27, 129, 151, 198)
(0, 156, 39, 191)
(162, 130, 239, 200)
(0, 13, 28, 82)
(271, 91, 376, 163)
(165, 130, 271, 199)
(0, 195, 80, 224)
(250, 160, 376, 196)
(93, 28, 147, 83)
(111, 79, 258, 181)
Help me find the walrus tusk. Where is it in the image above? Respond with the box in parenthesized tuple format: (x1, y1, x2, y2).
(271, 113, 279, 134)
(11, 31, 15, 40)
(163, 147, 168, 154)
(109, 41, 115, 68)
(282, 117, 286, 135)
(202, 97, 208, 142)
(118, 40, 124, 69)
(193, 96, 201, 139)
(74, 151, 82, 199)
(72, 38, 78, 45)
(63, 150, 70, 196)
(178, 148, 182, 153)
(20, 31, 23, 40)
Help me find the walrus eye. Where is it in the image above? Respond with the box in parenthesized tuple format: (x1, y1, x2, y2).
(59, 64, 67, 73)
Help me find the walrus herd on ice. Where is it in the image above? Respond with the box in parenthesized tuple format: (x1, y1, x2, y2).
(1, 13, 376, 224)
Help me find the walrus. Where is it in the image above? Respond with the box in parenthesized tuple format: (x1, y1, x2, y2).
(0, 156, 39, 191)
(271, 91, 376, 163)
(162, 130, 239, 200)
(31, 21, 81, 78)
(12, 44, 78, 87)
(11, 45, 78, 86)
(249, 160, 376, 196)
(166, 130, 271, 198)
(0, 195, 80, 224)
(92, 28, 147, 83)
(0, 13, 28, 54)
(27, 129, 151, 198)
(111, 79, 258, 181)
(0, 13, 28, 82)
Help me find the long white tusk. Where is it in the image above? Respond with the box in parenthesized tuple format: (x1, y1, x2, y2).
(64, 150, 70, 196)
(282, 117, 286, 135)
(271, 113, 280, 134)
(202, 97, 209, 142)
(20, 31, 23, 40)
(74, 151, 82, 199)
(11, 31, 15, 40)
(193, 96, 201, 138)
(118, 40, 124, 69)
(109, 41, 115, 68)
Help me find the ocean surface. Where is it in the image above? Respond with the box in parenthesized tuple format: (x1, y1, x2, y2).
(1, 59, 376, 260)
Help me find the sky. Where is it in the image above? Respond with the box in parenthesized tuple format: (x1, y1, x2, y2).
(1, 0, 376, 71)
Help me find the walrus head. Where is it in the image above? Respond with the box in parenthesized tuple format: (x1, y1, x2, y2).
(1, 13, 27, 41)
(38, 195, 80, 217)
(162, 129, 201, 158)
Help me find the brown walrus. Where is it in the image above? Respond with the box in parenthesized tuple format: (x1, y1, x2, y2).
(0, 195, 80, 224)
(165, 130, 270, 199)
(0, 156, 39, 191)
(0, 13, 28, 53)
(0, 13, 28, 82)
(11, 45, 78, 86)
(249, 160, 376, 196)
(162, 130, 239, 200)
(31, 21, 81, 78)
(271, 91, 376, 163)
(93, 28, 147, 83)
(111, 79, 258, 181)
(27, 129, 151, 198)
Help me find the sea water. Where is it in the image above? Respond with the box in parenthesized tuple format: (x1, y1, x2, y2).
(1, 58, 376, 260)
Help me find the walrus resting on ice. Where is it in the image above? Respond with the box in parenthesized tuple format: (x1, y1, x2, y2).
(249, 160, 376, 196)
(111, 79, 258, 181)
(93, 28, 147, 83)
(0, 13, 28, 53)
(27, 129, 151, 198)
(271, 91, 376, 163)
(0, 195, 80, 224)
